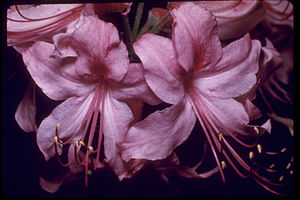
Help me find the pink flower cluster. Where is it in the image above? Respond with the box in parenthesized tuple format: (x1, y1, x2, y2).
(6, 1, 293, 196)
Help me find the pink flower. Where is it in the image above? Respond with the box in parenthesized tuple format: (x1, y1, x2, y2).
(121, 3, 275, 190)
(21, 15, 159, 184)
(168, 1, 265, 40)
(263, 0, 293, 28)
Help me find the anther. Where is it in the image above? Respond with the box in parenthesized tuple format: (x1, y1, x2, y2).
(253, 126, 259, 134)
(269, 163, 275, 169)
(279, 175, 284, 182)
(281, 147, 287, 153)
(221, 161, 226, 169)
(88, 146, 94, 153)
(54, 136, 58, 143)
(286, 162, 291, 170)
(218, 133, 223, 142)
(87, 170, 92, 176)
(249, 151, 254, 160)
(291, 157, 294, 162)
(56, 123, 61, 133)
(75, 141, 79, 148)
(257, 144, 263, 154)
(79, 141, 86, 147)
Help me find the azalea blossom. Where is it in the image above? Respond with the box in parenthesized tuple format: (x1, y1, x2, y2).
(20, 15, 159, 186)
(120, 3, 283, 194)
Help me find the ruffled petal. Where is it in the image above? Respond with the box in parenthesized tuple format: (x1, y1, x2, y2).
(53, 15, 129, 83)
(37, 94, 94, 161)
(133, 33, 185, 104)
(111, 63, 161, 105)
(193, 34, 261, 99)
(121, 97, 196, 162)
(102, 92, 134, 180)
(171, 3, 222, 72)
(22, 41, 94, 101)
(15, 84, 37, 132)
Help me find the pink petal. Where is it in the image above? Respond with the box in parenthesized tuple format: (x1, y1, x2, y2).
(15, 84, 37, 132)
(133, 33, 185, 104)
(54, 15, 129, 82)
(7, 4, 85, 46)
(171, 3, 222, 72)
(22, 41, 94, 101)
(37, 94, 94, 161)
(244, 99, 262, 121)
(102, 92, 135, 180)
(193, 34, 261, 99)
(121, 97, 196, 162)
(111, 63, 161, 105)
(199, 96, 249, 136)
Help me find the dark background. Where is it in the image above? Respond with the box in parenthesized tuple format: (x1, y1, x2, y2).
(1, 1, 295, 198)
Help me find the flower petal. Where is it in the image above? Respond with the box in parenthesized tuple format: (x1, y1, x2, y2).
(200, 96, 250, 136)
(37, 94, 94, 161)
(15, 84, 37, 132)
(171, 3, 222, 72)
(121, 97, 196, 162)
(22, 41, 94, 101)
(133, 33, 185, 104)
(193, 34, 261, 99)
(111, 63, 161, 105)
(103, 92, 134, 180)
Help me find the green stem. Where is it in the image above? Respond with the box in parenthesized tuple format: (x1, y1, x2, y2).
(122, 15, 135, 62)
(132, 2, 144, 42)
(148, 12, 171, 34)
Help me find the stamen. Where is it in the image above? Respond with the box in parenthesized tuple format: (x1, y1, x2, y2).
(54, 136, 58, 143)
(279, 175, 284, 182)
(88, 146, 94, 153)
(269, 163, 275, 169)
(87, 170, 92, 176)
(75, 141, 79, 148)
(286, 162, 291, 170)
(221, 161, 226, 169)
(257, 144, 263, 154)
(281, 147, 287, 153)
(249, 151, 254, 160)
(253, 126, 259, 134)
(79, 141, 86, 147)
(218, 133, 223, 142)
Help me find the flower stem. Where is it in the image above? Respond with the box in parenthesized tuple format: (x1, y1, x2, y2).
(148, 12, 171, 34)
(132, 2, 144, 42)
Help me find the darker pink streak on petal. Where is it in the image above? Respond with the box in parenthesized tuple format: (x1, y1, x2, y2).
(194, 34, 261, 99)
(171, 3, 222, 72)
(111, 63, 161, 105)
(121, 97, 196, 162)
(37, 95, 93, 161)
(15, 84, 37, 132)
(133, 33, 185, 104)
(54, 16, 128, 82)
(22, 41, 94, 101)
(102, 92, 134, 180)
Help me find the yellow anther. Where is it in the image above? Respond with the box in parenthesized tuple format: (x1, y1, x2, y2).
(56, 123, 61, 133)
(88, 146, 94, 153)
(79, 141, 86, 147)
(269, 163, 275, 169)
(257, 144, 263, 154)
(87, 170, 92, 176)
(74, 141, 79, 148)
(218, 133, 223, 142)
(286, 162, 291, 170)
(281, 147, 287, 153)
(279, 175, 284, 182)
(249, 151, 254, 159)
(253, 126, 259, 134)
(291, 157, 294, 162)
(54, 136, 58, 143)
(221, 161, 226, 169)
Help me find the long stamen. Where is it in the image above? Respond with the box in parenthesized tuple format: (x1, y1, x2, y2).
(188, 95, 226, 182)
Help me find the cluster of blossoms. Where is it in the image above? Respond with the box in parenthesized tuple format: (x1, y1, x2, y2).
(6, 1, 293, 196)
